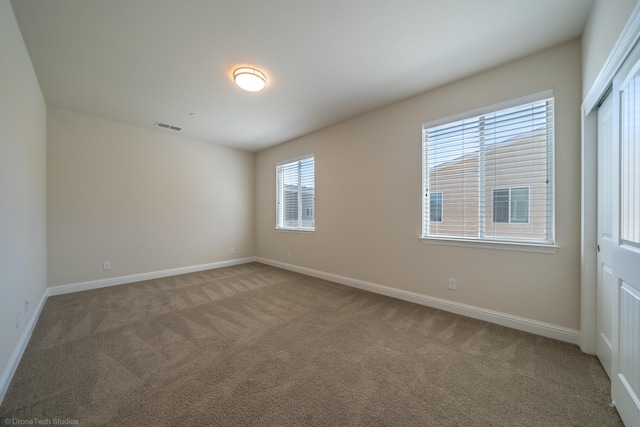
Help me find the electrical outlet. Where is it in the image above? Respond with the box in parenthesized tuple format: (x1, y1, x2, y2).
(103, 261, 111, 270)
(448, 278, 457, 290)
(287, 250, 291, 258)
(230, 247, 235, 254)
(24, 299, 29, 312)
(15, 312, 20, 328)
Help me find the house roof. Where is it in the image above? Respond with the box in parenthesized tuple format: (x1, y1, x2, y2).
(429, 128, 548, 171)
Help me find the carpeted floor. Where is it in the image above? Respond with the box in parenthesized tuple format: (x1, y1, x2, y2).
(0, 262, 623, 426)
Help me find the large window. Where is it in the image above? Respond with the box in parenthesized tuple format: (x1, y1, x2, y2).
(422, 92, 554, 245)
(276, 155, 315, 231)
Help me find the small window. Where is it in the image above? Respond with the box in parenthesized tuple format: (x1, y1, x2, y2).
(430, 192, 443, 222)
(493, 187, 529, 224)
(276, 155, 315, 231)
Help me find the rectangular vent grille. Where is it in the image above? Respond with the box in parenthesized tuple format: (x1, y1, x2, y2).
(154, 122, 182, 132)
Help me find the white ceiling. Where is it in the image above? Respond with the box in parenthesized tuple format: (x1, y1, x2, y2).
(11, 0, 595, 152)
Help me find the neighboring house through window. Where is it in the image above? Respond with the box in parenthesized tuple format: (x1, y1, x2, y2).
(422, 91, 554, 245)
(276, 155, 315, 231)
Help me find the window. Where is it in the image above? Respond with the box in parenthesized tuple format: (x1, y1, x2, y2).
(422, 91, 554, 245)
(429, 192, 443, 222)
(493, 187, 529, 224)
(276, 155, 315, 231)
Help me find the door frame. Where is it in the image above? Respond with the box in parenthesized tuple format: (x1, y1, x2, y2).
(581, 2, 640, 355)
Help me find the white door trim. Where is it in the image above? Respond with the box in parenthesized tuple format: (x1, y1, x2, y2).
(581, 1, 640, 354)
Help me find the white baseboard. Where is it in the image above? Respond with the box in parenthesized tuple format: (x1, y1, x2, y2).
(48, 257, 257, 296)
(0, 287, 49, 405)
(256, 257, 580, 345)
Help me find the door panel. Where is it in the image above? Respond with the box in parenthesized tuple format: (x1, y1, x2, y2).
(598, 263, 613, 376)
(619, 281, 640, 402)
(610, 39, 640, 426)
(597, 93, 613, 378)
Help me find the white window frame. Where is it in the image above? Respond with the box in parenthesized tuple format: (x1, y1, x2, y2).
(275, 154, 315, 232)
(420, 90, 558, 254)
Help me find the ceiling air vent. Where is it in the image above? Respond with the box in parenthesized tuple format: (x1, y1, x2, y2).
(154, 121, 182, 132)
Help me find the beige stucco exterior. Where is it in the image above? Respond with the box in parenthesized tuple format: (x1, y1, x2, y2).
(428, 133, 551, 242)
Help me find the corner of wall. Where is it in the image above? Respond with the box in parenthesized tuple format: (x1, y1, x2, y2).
(0, 0, 49, 405)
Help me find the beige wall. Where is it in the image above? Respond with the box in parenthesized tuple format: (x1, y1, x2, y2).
(256, 40, 582, 330)
(582, 0, 638, 98)
(0, 0, 47, 391)
(47, 108, 255, 286)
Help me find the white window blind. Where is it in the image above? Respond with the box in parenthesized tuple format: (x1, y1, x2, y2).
(276, 155, 315, 231)
(422, 94, 554, 245)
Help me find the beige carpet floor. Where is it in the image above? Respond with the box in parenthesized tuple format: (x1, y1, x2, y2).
(0, 262, 623, 426)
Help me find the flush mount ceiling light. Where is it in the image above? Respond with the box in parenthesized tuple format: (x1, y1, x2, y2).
(233, 67, 267, 92)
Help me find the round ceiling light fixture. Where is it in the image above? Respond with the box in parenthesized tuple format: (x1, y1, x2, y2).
(233, 67, 267, 92)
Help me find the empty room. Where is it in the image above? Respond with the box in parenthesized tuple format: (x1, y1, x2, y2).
(1, 0, 639, 425)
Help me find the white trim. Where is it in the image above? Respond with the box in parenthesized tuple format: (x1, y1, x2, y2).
(0, 287, 49, 405)
(257, 257, 579, 344)
(581, 2, 640, 354)
(581, 111, 598, 354)
(583, 2, 640, 113)
(48, 257, 257, 296)
(419, 236, 558, 254)
(274, 228, 315, 234)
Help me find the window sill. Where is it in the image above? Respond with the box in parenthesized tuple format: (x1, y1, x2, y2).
(419, 236, 558, 254)
(275, 227, 315, 234)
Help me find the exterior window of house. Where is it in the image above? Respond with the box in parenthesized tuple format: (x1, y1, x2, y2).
(493, 187, 530, 224)
(276, 155, 315, 231)
(422, 91, 554, 245)
(430, 192, 443, 222)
